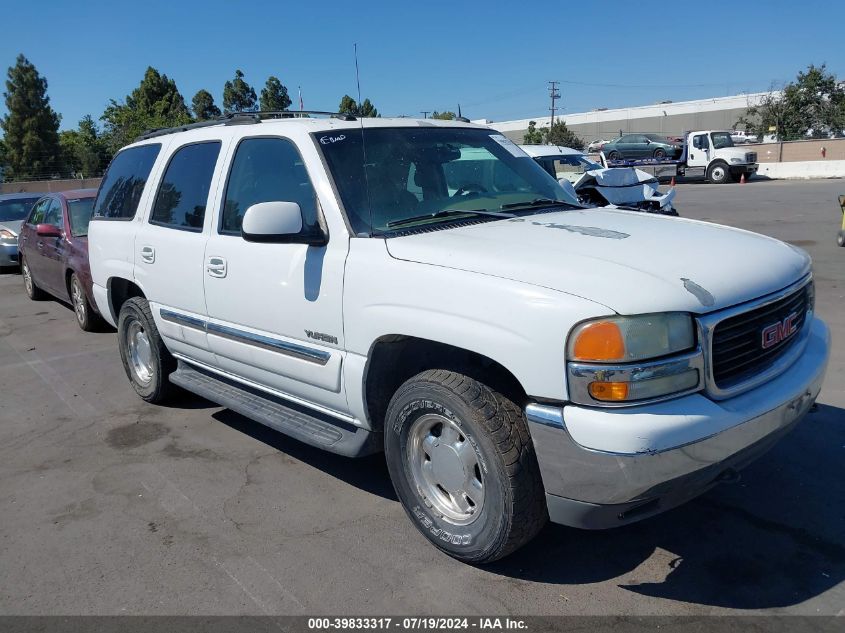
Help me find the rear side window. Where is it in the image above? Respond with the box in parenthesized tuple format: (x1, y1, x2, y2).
(93, 144, 161, 219)
(221, 138, 319, 235)
(150, 142, 221, 231)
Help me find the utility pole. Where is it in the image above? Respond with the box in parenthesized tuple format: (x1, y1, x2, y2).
(421, 111, 430, 119)
(548, 81, 560, 129)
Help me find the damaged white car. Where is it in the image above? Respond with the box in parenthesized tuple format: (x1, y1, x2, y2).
(521, 144, 677, 215)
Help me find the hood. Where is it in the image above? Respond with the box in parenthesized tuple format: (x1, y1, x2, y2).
(0, 220, 23, 236)
(385, 208, 810, 315)
(720, 146, 754, 160)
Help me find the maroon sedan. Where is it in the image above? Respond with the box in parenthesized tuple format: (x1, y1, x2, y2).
(18, 189, 104, 331)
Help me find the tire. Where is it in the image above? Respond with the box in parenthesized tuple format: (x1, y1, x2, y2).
(69, 272, 104, 332)
(607, 151, 621, 161)
(384, 370, 547, 563)
(21, 255, 47, 300)
(117, 296, 176, 403)
(653, 148, 666, 159)
(837, 230, 845, 247)
(707, 162, 732, 184)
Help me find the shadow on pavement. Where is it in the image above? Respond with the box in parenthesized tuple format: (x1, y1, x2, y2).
(184, 389, 843, 609)
(487, 403, 845, 609)
(211, 408, 397, 502)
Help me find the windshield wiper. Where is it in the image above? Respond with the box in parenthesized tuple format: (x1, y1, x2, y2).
(386, 208, 515, 229)
(499, 198, 580, 211)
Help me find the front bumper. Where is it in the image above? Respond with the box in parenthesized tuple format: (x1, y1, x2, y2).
(0, 241, 19, 266)
(526, 316, 830, 529)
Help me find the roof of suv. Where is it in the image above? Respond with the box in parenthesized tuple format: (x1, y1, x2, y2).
(126, 116, 490, 149)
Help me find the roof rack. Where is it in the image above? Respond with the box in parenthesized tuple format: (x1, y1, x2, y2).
(136, 110, 357, 141)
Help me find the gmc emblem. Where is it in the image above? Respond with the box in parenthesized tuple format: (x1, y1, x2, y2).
(761, 312, 799, 349)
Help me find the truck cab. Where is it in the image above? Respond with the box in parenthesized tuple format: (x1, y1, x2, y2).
(686, 130, 758, 183)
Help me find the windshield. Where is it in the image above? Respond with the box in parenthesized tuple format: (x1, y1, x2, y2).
(0, 197, 40, 222)
(711, 132, 735, 149)
(535, 155, 602, 180)
(317, 127, 579, 234)
(67, 198, 95, 237)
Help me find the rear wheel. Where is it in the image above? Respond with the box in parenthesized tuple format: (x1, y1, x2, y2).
(21, 255, 47, 300)
(70, 273, 104, 332)
(837, 230, 845, 247)
(385, 370, 547, 563)
(707, 162, 732, 184)
(117, 297, 176, 403)
(607, 150, 621, 161)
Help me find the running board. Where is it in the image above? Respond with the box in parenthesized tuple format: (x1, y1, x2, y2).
(169, 361, 380, 457)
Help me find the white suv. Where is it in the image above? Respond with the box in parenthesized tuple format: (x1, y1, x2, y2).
(89, 113, 830, 563)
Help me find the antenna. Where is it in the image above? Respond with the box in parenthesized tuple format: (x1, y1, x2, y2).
(354, 43, 374, 236)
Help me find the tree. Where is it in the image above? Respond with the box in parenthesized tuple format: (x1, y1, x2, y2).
(431, 111, 455, 120)
(60, 115, 108, 177)
(739, 64, 845, 141)
(192, 89, 221, 120)
(1, 54, 62, 180)
(337, 95, 379, 117)
(523, 120, 544, 144)
(223, 69, 257, 113)
(259, 76, 292, 112)
(543, 118, 584, 150)
(101, 67, 192, 154)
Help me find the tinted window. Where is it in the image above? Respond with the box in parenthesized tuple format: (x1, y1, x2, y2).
(43, 199, 63, 229)
(27, 199, 49, 225)
(93, 144, 161, 219)
(68, 198, 95, 237)
(221, 138, 319, 235)
(0, 197, 40, 222)
(150, 142, 221, 230)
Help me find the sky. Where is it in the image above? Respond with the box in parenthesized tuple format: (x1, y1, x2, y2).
(1, 0, 844, 131)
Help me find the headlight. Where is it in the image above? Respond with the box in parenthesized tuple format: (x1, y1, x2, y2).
(568, 313, 694, 363)
(730, 158, 743, 163)
(566, 313, 703, 406)
(0, 229, 17, 240)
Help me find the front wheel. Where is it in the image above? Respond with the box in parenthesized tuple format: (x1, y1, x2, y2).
(653, 148, 666, 159)
(837, 230, 845, 247)
(707, 162, 732, 184)
(117, 297, 176, 403)
(385, 370, 547, 563)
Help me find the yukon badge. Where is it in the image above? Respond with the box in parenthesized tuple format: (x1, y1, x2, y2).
(761, 312, 799, 349)
(305, 330, 338, 345)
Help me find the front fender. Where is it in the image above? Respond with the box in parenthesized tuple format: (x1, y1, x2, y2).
(343, 239, 612, 402)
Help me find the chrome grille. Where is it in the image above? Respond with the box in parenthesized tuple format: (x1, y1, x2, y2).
(711, 284, 809, 388)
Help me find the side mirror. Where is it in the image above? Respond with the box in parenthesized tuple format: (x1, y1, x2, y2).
(241, 201, 326, 245)
(36, 223, 62, 238)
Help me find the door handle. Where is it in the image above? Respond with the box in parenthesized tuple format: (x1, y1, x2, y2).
(140, 245, 155, 264)
(206, 256, 227, 278)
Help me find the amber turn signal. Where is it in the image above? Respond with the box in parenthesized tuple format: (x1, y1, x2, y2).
(588, 381, 630, 401)
(571, 321, 625, 362)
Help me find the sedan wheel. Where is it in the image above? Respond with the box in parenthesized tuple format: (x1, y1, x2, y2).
(71, 276, 87, 326)
(21, 256, 46, 300)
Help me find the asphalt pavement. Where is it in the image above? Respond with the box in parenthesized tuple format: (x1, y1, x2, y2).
(0, 178, 843, 615)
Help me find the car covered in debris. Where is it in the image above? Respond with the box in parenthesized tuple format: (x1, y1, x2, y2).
(521, 144, 677, 214)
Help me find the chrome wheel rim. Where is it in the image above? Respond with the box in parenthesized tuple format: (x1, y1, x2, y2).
(712, 166, 725, 181)
(126, 320, 154, 385)
(22, 260, 33, 296)
(407, 413, 484, 525)
(71, 277, 86, 324)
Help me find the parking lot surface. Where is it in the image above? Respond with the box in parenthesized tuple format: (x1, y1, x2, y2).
(1, 179, 843, 616)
